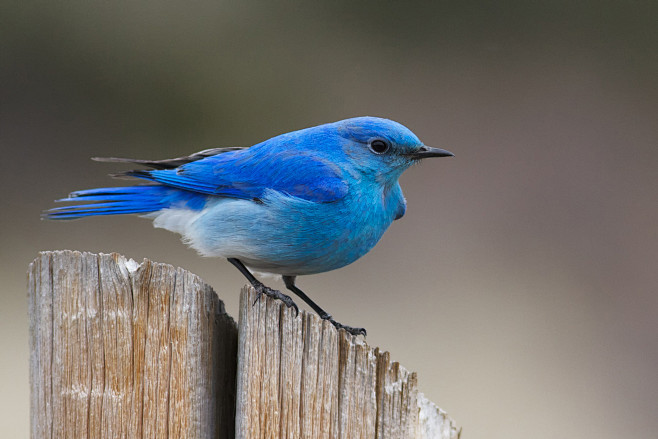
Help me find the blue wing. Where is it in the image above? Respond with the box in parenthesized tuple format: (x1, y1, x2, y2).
(124, 148, 348, 203)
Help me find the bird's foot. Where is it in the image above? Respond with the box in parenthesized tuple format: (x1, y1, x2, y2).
(252, 282, 299, 316)
(325, 317, 367, 337)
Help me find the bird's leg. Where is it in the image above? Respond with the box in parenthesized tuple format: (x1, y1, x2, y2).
(227, 258, 299, 315)
(282, 275, 367, 336)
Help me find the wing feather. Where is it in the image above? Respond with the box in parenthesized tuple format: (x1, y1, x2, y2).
(92, 146, 247, 169)
(116, 148, 348, 203)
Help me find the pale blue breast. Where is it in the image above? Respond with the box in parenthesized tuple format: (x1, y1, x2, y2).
(184, 180, 405, 276)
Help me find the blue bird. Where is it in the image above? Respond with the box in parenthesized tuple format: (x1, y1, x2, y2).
(44, 117, 453, 335)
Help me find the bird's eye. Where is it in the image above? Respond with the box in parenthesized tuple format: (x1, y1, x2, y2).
(369, 139, 390, 154)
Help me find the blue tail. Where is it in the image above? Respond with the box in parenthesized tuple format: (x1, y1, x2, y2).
(43, 185, 207, 220)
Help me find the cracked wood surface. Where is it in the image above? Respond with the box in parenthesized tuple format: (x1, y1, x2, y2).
(29, 250, 459, 438)
(28, 250, 237, 439)
(235, 287, 460, 439)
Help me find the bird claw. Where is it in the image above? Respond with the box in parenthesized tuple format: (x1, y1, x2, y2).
(326, 318, 367, 337)
(252, 284, 300, 316)
(250, 282, 363, 334)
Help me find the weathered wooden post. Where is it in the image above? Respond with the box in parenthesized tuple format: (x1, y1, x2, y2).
(235, 287, 460, 439)
(28, 251, 238, 438)
(29, 251, 460, 438)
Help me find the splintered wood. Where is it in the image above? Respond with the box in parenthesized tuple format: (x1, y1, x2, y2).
(28, 251, 237, 439)
(29, 250, 459, 438)
(235, 288, 460, 439)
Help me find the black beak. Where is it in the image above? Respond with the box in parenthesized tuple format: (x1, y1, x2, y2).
(407, 145, 454, 159)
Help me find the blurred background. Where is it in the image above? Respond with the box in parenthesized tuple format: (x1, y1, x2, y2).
(1, 1, 657, 437)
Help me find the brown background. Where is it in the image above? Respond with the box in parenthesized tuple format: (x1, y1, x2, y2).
(1, 1, 657, 437)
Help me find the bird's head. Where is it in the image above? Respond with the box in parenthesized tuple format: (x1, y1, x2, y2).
(330, 116, 453, 182)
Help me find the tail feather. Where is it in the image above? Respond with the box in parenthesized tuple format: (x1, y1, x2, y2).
(43, 185, 206, 220)
(91, 146, 246, 170)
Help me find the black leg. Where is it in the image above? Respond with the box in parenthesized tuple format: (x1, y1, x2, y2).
(282, 275, 331, 319)
(227, 258, 299, 315)
(282, 275, 367, 336)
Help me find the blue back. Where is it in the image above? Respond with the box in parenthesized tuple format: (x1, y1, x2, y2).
(44, 116, 424, 221)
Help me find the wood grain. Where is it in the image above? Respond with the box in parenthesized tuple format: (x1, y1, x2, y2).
(235, 287, 460, 439)
(29, 251, 459, 438)
(28, 250, 237, 439)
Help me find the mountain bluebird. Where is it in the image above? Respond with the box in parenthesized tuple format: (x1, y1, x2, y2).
(45, 117, 453, 335)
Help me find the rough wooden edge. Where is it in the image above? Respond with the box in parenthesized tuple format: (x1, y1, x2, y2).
(235, 286, 460, 439)
(29, 251, 459, 438)
(28, 250, 238, 439)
